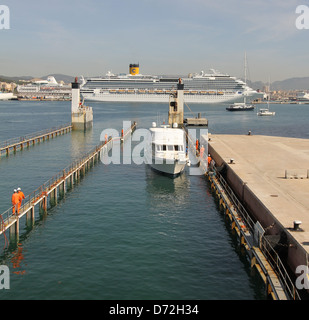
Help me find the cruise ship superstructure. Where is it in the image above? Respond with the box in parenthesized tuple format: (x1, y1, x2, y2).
(80, 63, 261, 104)
(17, 76, 72, 100)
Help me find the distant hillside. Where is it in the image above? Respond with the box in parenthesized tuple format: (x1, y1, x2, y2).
(246, 80, 265, 91)
(0, 75, 33, 84)
(271, 77, 309, 91)
(243, 77, 309, 91)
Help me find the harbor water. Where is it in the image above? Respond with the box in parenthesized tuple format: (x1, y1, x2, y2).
(0, 100, 309, 300)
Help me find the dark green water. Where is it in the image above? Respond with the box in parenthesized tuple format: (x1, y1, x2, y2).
(0, 100, 308, 300)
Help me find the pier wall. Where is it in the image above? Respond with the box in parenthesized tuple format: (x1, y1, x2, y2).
(208, 139, 308, 275)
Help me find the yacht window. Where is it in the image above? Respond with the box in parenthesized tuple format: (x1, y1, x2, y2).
(156, 145, 161, 151)
(168, 145, 173, 151)
(163, 145, 166, 151)
(174, 145, 179, 151)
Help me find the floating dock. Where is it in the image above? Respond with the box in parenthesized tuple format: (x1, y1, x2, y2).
(203, 134, 309, 299)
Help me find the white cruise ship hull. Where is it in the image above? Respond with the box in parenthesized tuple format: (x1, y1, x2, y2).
(0, 92, 13, 100)
(81, 92, 259, 104)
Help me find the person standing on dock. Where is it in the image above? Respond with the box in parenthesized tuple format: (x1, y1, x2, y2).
(207, 154, 212, 166)
(11, 189, 19, 215)
(200, 145, 205, 159)
(17, 187, 25, 214)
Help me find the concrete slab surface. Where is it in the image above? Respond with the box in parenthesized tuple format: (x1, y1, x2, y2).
(207, 134, 309, 254)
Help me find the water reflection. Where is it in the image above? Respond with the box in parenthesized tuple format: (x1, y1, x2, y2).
(145, 165, 190, 211)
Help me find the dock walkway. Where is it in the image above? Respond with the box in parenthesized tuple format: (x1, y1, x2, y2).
(207, 134, 309, 259)
(0, 123, 72, 157)
(204, 134, 309, 299)
(186, 132, 302, 299)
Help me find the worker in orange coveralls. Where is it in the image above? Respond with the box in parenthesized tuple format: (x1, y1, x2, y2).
(11, 189, 19, 215)
(17, 187, 25, 214)
(208, 154, 212, 166)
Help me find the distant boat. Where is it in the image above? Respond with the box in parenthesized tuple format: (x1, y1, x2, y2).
(0, 92, 13, 100)
(226, 102, 255, 111)
(257, 108, 275, 116)
(146, 122, 188, 177)
(257, 77, 275, 116)
(227, 52, 255, 112)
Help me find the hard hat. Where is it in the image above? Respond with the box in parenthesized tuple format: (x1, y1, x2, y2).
(14, 189, 17, 192)
(17, 187, 21, 191)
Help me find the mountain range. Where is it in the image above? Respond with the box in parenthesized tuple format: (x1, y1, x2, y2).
(1, 74, 309, 91)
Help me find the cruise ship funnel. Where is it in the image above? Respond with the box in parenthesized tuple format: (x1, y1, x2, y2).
(129, 63, 139, 75)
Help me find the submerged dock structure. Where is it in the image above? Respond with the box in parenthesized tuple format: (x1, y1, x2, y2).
(0, 122, 137, 243)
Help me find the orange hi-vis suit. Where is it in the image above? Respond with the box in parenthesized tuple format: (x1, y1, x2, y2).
(18, 190, 25, 213)
(208, 155, 212, 165)
(12, 192, 20, 214)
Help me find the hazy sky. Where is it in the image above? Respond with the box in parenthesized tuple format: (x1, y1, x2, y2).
(0, 0, 308, 81)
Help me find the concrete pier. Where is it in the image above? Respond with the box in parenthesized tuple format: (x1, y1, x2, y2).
(206, 134, 309, 278)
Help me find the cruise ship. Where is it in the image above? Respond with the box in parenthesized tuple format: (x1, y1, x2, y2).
(17, 76, 72, 100)
(80, 63, 261, 104)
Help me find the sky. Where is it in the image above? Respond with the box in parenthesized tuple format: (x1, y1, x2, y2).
(0, 0, 308, 82)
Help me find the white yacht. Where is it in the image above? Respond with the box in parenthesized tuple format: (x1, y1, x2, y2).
(146, 122, 188, 177)
(257, 108, 275, 116)
(0, 92, 14, 100)
(226, 101, 255, 111)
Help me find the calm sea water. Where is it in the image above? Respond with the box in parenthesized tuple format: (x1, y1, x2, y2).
(0, 100, 308, 300)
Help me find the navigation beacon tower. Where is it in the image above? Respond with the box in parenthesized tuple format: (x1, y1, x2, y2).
(71, 77, 93, 130)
